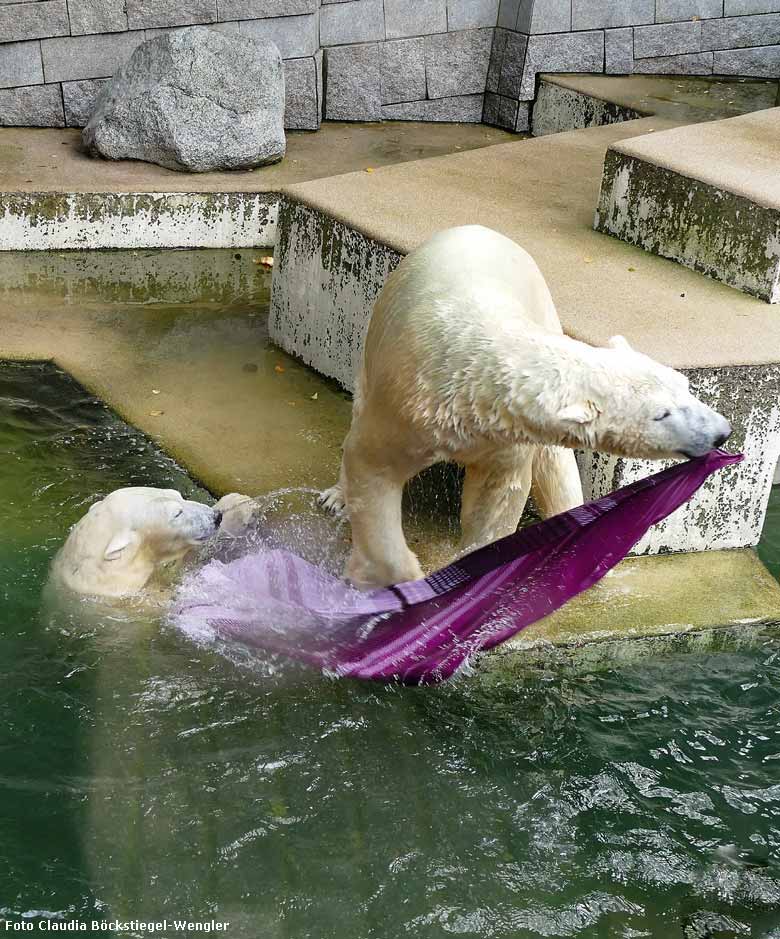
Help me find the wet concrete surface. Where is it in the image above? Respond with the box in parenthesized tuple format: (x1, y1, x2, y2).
(0, 121, 515, 194)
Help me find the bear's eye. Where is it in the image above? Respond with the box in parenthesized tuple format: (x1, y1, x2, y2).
(172, 508, 183, 518)
(654, 410, 672, 421)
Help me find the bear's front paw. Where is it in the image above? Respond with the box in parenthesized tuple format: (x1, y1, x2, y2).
(215, 493, 256, 536)
(319, 484, 346, 517)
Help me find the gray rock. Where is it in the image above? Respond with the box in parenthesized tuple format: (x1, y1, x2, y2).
(83, 27, 286, 172)
(68, 0, 128, 36)
(0, 39, 43, 89)
(425, 29, 493, 100)
(324, 43, 381, 120)
(145, 22, 240, 40)
(0, 84, 64, 127)
(63, 77, 110, 125)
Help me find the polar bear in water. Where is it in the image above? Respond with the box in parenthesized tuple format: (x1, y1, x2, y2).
(50, 487, 253, 598)
(323, 225, 731, 589)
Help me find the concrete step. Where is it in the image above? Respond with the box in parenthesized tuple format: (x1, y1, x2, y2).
(595, 108, 780, 303)
(496, 549, 780, 664)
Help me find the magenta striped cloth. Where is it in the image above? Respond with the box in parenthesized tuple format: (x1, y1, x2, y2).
(173, 450, 741, 685)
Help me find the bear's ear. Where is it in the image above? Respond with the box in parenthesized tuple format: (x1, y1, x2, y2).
(557, 401, 600, 424)
(607, 334, 632, 351)
(104, 531, 137, 562)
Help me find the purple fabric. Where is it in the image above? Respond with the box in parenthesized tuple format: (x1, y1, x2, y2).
(173, 450, 741, 685)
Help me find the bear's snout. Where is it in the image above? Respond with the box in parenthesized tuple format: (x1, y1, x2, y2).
(714, 424, 732, 450)
(677, 406, 732, 459)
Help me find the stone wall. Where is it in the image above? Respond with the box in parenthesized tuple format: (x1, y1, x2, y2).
(0, 0, 778, 134)
(486, 0, 780, 132)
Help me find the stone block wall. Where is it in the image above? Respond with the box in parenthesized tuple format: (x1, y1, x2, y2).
(485, 0, 780, 132)
(0, 0, 778, 134)
(0, 0, 325, 129)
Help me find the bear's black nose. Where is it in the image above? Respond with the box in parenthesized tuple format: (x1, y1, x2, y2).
(714, 431, 731, 448)
(213, 510, 223, 527)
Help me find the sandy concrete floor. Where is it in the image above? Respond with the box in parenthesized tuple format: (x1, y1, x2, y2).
(549, 73, 779, 123)
(516, 548, 780, 652)
(0, 121, 514, 194)
(281, 85, 780, 370)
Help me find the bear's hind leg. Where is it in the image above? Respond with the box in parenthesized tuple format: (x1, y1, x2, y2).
(531, 446, 584, 518)
(459, 450, 533, 554)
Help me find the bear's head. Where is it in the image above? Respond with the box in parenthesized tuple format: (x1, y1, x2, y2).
(552, 336, 732, 460)
(53, 487, 223, 598)
(91, 488, 222, 565)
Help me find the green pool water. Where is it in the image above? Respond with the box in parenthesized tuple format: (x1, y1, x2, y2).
(2, 361, 780, 939)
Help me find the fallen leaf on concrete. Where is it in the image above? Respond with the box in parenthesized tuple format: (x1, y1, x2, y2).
(584, 257, 593, 263)
(260, 256, 274, 267)
(151, 389, 161, 394)
(275, 364, 285, 373)
(310, 392, 318, 400)
(628, 267, 636, 272)
(150, 410, 164, 417)
(365, 167, 375, 173)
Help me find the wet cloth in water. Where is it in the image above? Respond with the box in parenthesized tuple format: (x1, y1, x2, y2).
(173, 450, 741, 685)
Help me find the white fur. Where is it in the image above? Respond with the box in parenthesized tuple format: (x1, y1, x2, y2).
(325, 225, 731, 589)
(51, 488, 251, 599)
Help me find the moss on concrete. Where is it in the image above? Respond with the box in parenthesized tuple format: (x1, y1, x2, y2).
(596, 150, 780, 302)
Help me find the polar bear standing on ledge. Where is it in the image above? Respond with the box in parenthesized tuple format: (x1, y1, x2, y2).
(323, 226, 731, 589)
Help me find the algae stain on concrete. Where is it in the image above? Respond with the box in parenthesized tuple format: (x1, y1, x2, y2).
(596, 150, 780, 303)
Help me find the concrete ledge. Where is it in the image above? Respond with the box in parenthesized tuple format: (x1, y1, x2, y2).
(0, 191, 279, 249)
(531, 78, 644, 137)
(269, 198, 401, 388)
(595, 109, 780, 302)
(494, 549, 780, 663)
